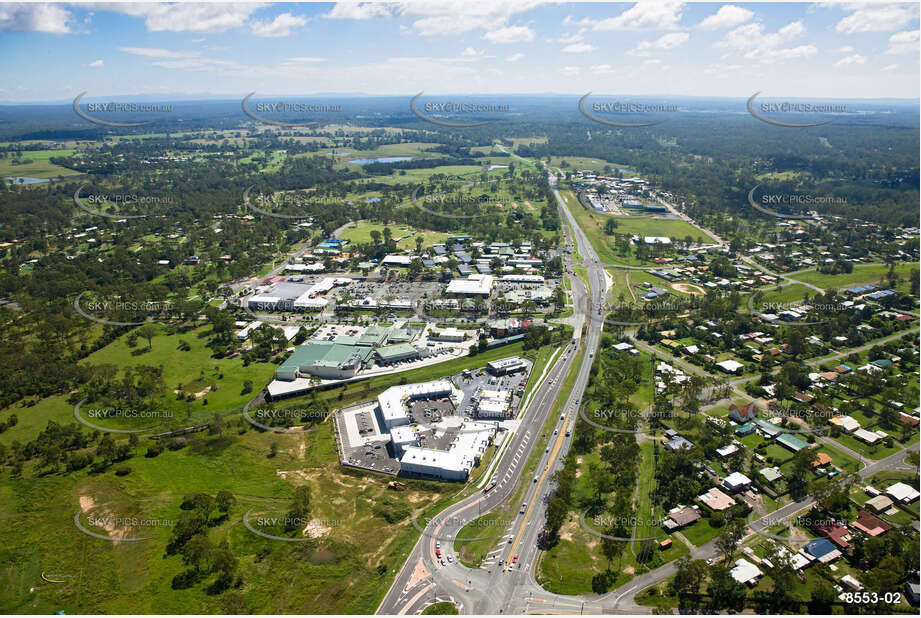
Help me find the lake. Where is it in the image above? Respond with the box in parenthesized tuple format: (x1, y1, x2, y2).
(347, 156, 412, 165)
(4, 176, 52, 185)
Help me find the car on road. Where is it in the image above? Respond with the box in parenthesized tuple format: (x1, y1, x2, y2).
(520, 502, 527, 513)
(440, 559, 445, 566)
(512, 554, 519, 563)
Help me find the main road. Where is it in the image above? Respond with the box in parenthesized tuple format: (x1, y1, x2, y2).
(377, 168, 609, 615)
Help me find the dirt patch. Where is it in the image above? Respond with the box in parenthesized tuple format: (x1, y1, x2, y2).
(623, 566, 635, 575)
(671, 283, 705, 296)
(303, 518, 332, 538)
(78, 494, 133, 541)
(524, 200, 536, 212)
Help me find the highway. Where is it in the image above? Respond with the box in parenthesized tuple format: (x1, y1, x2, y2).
(377, 160, 919, 615)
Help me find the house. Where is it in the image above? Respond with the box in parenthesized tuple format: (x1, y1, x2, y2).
(886, 482, 920, 504)
(716, 443, 740, 458)
(716, 359, 744, 374)
(804, 538, 842, 563)
(816, 522, 851, 548)
(776, 433, 809, 453)
(722, 472, 752, 493)
(851, 510, 892, 537)
(812, 452, 833, 468)
(760, 467, 782, 483)
(729, 402, 758, 424)
(664, 435, 694, 451)
(730, 558, 763, 585)
(698, 487, 736, 511)
(853, 428, 883, 444)
(755, 419, 783, 439)
(663, 506, 701, 531)
(736, 421, 756, 437)
(829, 415, 861, 433)
(865, 495, 894, 514)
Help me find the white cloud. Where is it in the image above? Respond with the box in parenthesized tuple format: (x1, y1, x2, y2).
(557, 31, 584, 44)
(836, 4, 919, 34)
(108, 3, 263, 33)
(280, 57, 327, 65)
(644, 58, 662, 65)
(703, 62, 742, 78)
(326, 1, 547, 38)
(460, 47, 482, 57)
(886, 30, 920, 55)
(326, 2, 395, 20)
(715, 20, 816, 64)
(837, 46, 854, 53)
(834, 54, 866, 67)
(562, 15, 592, 28)
(562, 42, 595, 53)
(483, 25, 534, 43)
(88, 59, 104, 68)
(593, 1, 684, 31)
(250, 12, 307, 37)
(629, 32, 689, 56)
(119, 47, 200, 59)
(882, 63, 899, 71)
(560, 66, 580, 77)
(0, 3, 74, 33)
(697, 5, 753, 30)
(506, 52, 524, 62)
(590, 63, 615, 74)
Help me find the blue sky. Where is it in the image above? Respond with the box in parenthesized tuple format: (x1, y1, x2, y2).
(0, 2, 918, 102)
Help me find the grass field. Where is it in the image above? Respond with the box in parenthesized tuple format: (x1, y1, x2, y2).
(0, 324, 277, 443)
(335, 221, 452, 250)
(559, 189, 710, 266)
(789, 263, 917, 292)
(0, 414, 461, 614)
(0, 149, 82, 178)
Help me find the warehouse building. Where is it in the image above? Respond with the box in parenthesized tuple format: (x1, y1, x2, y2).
(376, 343, 421, 365)
(275, 341, 374, 381)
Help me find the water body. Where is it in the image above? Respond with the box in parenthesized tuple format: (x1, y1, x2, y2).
(488, 165, 508, 170)
(347, 156, 412, 165)
(4, 176, 52, 185)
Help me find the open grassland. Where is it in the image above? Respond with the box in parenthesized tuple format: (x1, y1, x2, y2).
(548, 156, 632, 174)
(335, 221, 452, 250)
(0, 149, 81, 178)
(0, 324, 277, 441)
(789, 263, 917, 292)
(0, 417, 458, 614)
(560, 189, 707, 266)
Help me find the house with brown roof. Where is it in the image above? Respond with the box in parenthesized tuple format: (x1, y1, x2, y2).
(663, 506, 701, 531)
(816, 521, 851, 549)
(851, 510, 892, 537)
(729, 402, 758, 424)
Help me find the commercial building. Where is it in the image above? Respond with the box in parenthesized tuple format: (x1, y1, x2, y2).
(487, 356, 528, 376)
(389, 425, 418, 457)
(376, 343, 421, 364)
(446, 274, 494, 296)
(275, 342, 373, 381)
(376, 380, 457, 430)
(399, 420, 495, 481)
(475, 388, 512, 419)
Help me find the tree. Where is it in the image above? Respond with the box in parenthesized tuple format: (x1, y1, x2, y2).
(136, 324, 158, 350)
(286, 485, 311, 531)
(706, 565, 746, 611)
(216, 490, 235, 513)
(715, 518, 746, 563)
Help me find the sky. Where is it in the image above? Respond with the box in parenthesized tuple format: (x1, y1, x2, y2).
(0, 1, 918, 102)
